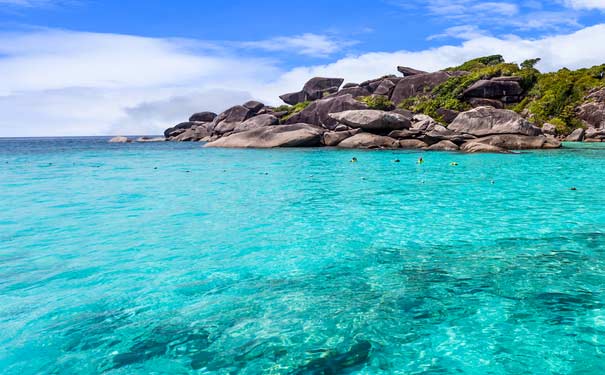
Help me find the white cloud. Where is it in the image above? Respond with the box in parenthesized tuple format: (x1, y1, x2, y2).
(239, 33, 356, 57)
(2, 25, 605, 136)
(564, 0, 605, 9)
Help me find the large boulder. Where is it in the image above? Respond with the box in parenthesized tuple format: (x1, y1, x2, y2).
(391, 71, 463, 104)
(332, 86, 371, 98)
(279, 91, 307, 106)
(204, 124, 323, 148)
(462, 79, 523, 99)
(373, 80, 397, 96)
(189, 111, 217, 122)
(328, 110, 411, 131)
(231, 114, 279, 134)
(322, 129, 361, 146)
(462, 134, 561, 150)
(448, 106, 542, 136)
(460, 142, 508, 153)
(468, 98, 504, 109)
(164, 121, 196, 138)
(399, 139, 428, 149)
(425, 140, 459, 151)
(577, 88, 605, 128)
(337, 133, 399, 149)
(541, 123, 557, 136)
(285, 94, 368, 129)
(216, 105, 252, 124)
(397, 66, 427, 76)
(243, 100, 264, 113)
(565, 128, 585, 142)
(279, 77, 344, 105)
(303, 77, 344, 100)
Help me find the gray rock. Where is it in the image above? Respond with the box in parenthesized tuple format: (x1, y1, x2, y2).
(243, 100, 264, 113)
(391, 71, 464, 104)
(279, 91, 307, 105)
(565, 128, 585, 142)
(462, 134, 561, 150)
(171, 128, 199, 141)
(231, 114, 279, 133)
(448, 106, 542, 136)
(189, 111, 217, 122)
(328, 110, 411, 131)
(374, 80, 396, 96)
(397, 66, 427, 76)
(136, 136, 165, 142)
(322, 129, 361, 146)
(342, 83, 358, 89)
(164, 121, 197, 138)
(461, 142, 508, 153)
(437, 108, 460, 124)
(204, 124, 324, 148)
(425, 140, 459, 151)
(541, 123, 557, 136)
(217, 105, 252, 124)
(463, 79, 523, 99)
(388, 129, 422, 139)
(332, 86, 371, 98)
(109, 136, 130, 143)
(468, 98, 504, 109)
(285, 94, 368, 129)
(578, 89, 605, 128)
(399, 139, 428, 149)
(303, 77, 344, 100)
(337, 133, 399, 149)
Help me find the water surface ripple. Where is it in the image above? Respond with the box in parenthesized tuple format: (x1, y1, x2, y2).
(1, 138, 605, 374)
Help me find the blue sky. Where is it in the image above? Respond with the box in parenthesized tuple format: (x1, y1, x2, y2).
(0, 0, 604, 136)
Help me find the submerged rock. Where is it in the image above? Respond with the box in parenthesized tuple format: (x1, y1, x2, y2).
(204, 124, 323, 148)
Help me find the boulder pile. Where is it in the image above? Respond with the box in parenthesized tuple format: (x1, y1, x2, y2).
(160, 69, 570, 152)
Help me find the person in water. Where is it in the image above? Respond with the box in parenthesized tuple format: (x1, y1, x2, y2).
(417, 157, 424, 164)
(350, 157, 358, 163)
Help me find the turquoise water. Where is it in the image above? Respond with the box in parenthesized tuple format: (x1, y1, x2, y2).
(2, 137, 605, 374)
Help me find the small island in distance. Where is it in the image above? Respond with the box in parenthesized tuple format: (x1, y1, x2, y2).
(113, 55, 605, 153)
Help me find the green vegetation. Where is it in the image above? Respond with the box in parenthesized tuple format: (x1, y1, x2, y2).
(445, 54, 505, 72)
(514, 65, 605, 132)
(397, 54, 604, 132)
(399, 61, 523, 121)
(357, 95, 394, 110)
(275, 101, 312, 121)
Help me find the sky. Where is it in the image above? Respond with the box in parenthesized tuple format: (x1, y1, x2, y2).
(0, 0, 605, 136)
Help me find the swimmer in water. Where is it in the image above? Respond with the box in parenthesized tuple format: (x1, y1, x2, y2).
(350, 157, 358, 163)
(417, 157, 424, 164)
(450, 162, 458, 166)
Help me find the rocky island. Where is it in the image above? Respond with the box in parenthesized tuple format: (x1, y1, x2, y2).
(153, 55, 605, 152)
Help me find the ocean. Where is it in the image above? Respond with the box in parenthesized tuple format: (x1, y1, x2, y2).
(1, 137, 605, 374)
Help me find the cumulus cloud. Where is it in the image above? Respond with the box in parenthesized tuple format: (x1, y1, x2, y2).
(239, 33, 357, 57)
(2, 25, 605, 136)
(564, 0, 605, 9)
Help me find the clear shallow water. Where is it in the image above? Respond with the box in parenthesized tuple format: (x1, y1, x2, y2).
(1, 137, 605, 374)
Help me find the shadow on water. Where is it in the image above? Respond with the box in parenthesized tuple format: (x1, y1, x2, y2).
(292, 340, 372, 375)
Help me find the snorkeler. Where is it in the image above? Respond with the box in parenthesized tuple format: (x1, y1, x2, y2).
(417, 157, 424, 164)
(350, 157, 358, 163)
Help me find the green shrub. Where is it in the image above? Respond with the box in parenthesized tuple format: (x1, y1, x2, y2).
(280, 101, 312, 121)
(357, 95, 394, 110)
(516, 64, 605, 129)
(445, 55, 505, 72)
